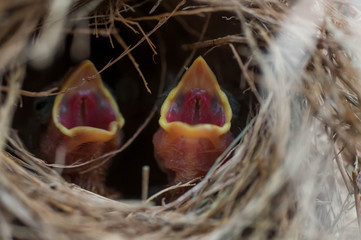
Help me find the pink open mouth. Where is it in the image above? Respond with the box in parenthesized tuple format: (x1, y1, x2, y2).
(58, 88, 117, 130)
(165, 88, 226, 127)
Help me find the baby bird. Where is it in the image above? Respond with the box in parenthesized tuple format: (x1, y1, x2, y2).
(153, 56, 234, 186)
(38, 60, 124, 196)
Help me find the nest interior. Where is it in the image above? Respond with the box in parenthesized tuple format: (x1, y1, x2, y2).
(1, 0, 361, 239)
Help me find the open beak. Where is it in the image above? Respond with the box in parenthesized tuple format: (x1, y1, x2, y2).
(153, 56, 234, 185)
(52, 60, 124, 150)
(39, 60, 124, 195)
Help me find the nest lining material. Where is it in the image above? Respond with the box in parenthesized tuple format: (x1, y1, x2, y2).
(1, 0, 361, 239)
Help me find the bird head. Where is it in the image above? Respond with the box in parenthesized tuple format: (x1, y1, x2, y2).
(159, 56, 232, 144)
(52, 60, 125, 152)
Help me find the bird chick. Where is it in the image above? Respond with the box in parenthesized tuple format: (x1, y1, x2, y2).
(153, 56, 234, 186)
(38, 60, 124, 196)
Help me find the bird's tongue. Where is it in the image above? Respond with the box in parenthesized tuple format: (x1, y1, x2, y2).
(166, 88, 226, 126)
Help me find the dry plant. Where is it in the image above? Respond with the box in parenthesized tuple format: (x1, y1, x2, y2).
(1, 0, 361, 239)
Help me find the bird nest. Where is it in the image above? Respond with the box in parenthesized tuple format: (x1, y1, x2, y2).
(1, 0, 361, 239)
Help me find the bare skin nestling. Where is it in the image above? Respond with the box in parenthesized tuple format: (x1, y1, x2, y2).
(38, 60, 124, 196)
(153, 57, 234, 189)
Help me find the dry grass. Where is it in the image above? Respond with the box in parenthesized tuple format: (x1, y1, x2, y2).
(1, 0, 361, 239)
